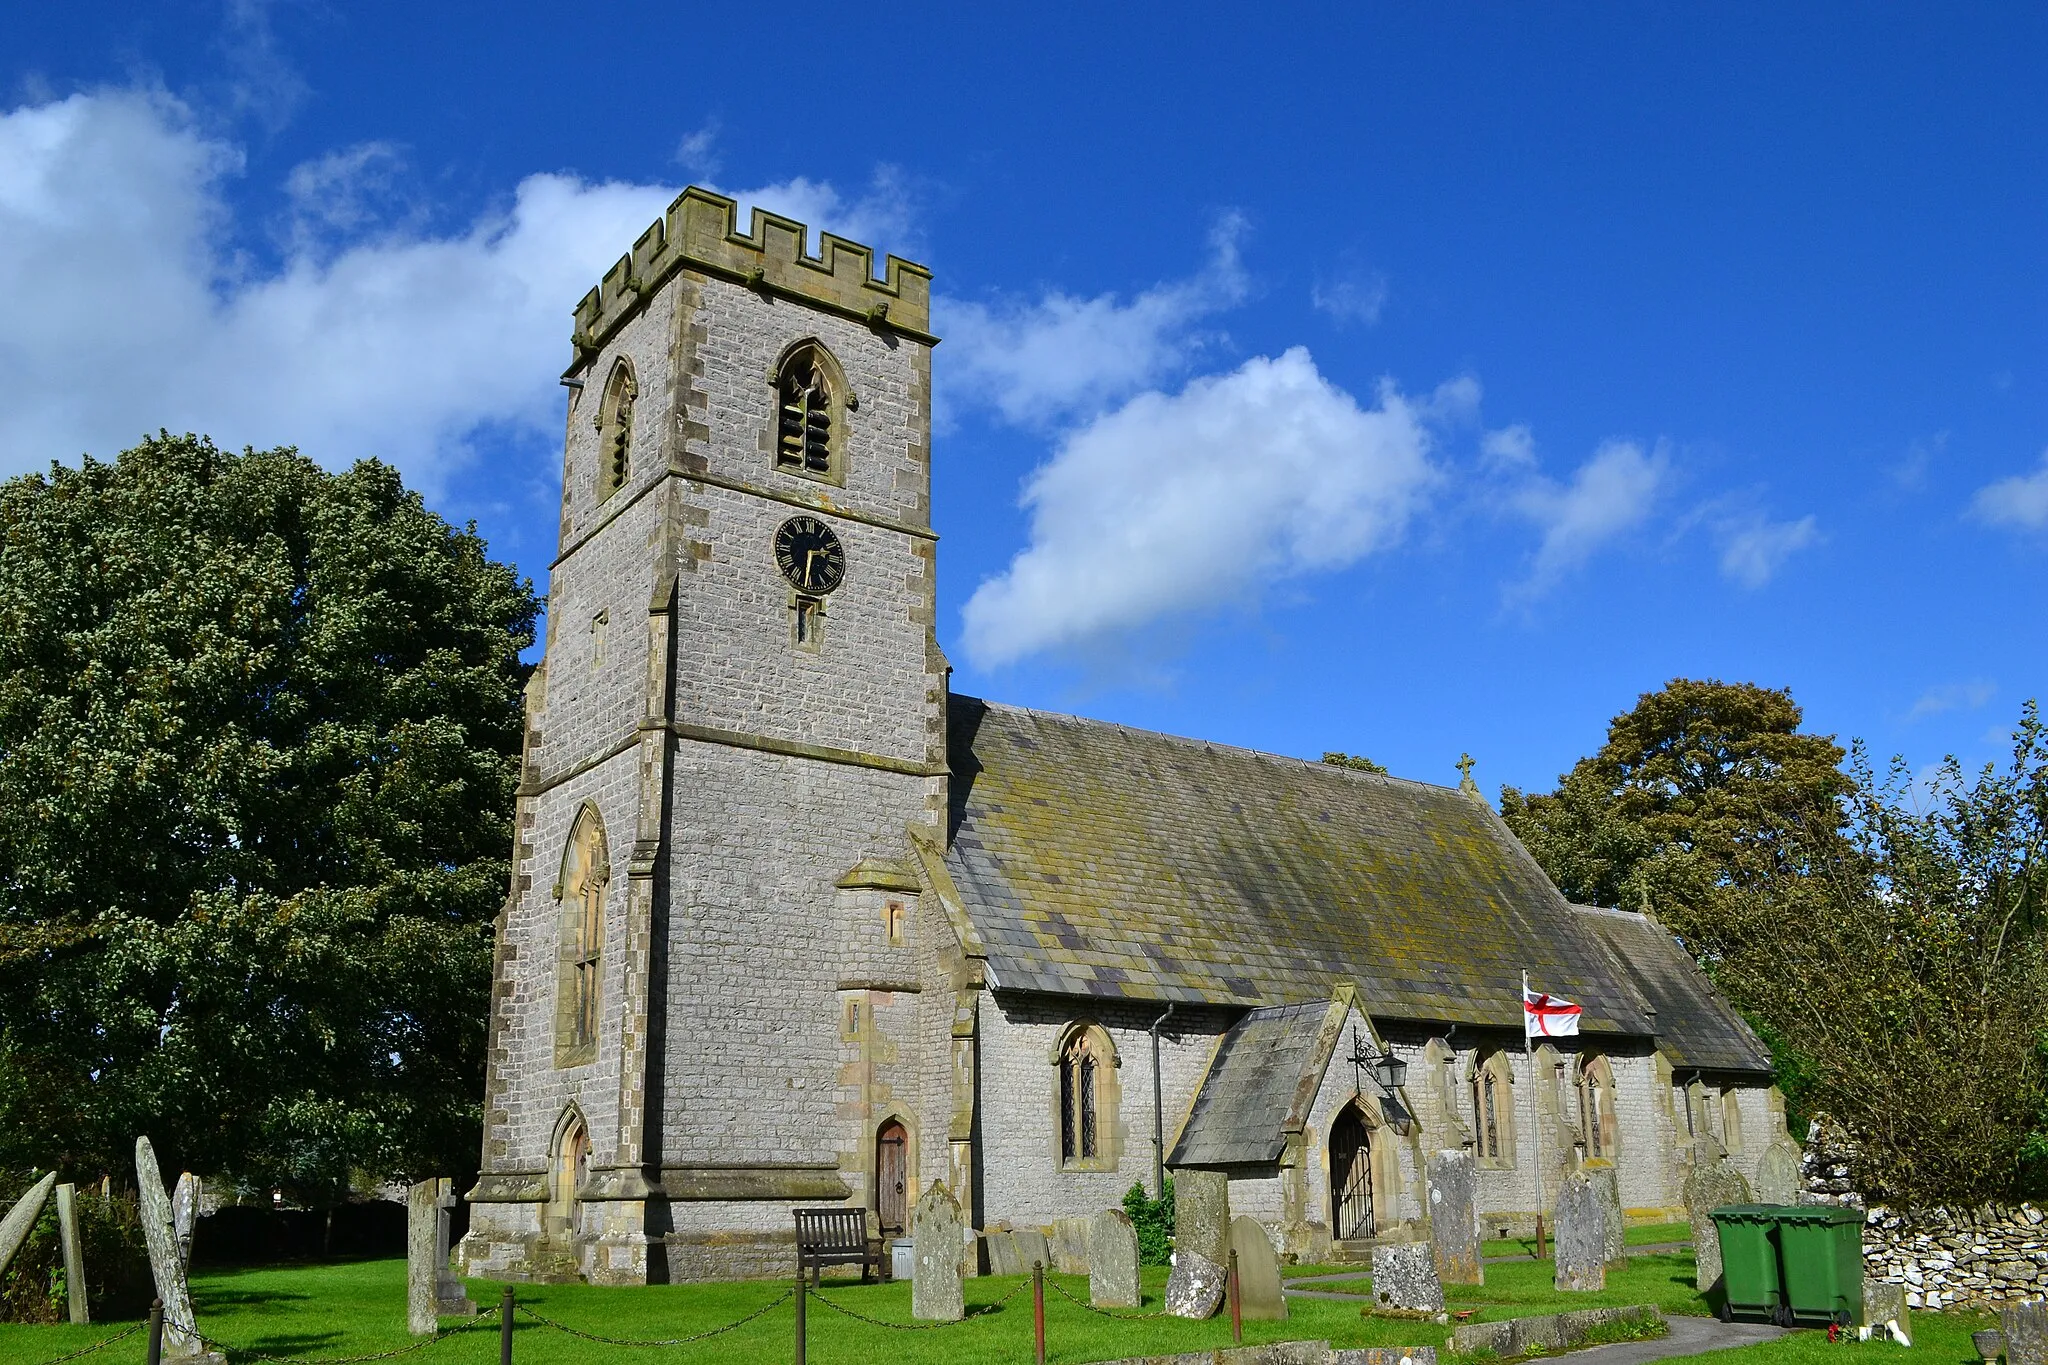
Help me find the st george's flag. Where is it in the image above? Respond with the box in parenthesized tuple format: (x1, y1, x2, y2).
(1522, 979, 1582, 1038)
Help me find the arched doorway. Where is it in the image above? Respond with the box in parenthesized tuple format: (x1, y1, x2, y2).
(875, 1121, 908, 1238)
(550, 1114, 590, 1242)
(1329, 1101, 1375, 1240)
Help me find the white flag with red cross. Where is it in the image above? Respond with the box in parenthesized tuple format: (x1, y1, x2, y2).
(1523, 981, 1582, 1039)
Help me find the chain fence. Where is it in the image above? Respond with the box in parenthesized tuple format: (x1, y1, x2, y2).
(514, 1290, 792, 1347)
(192, 1304, 503, 1364)
(806, 1272, 1031, 1330)
(28, 1320, 146, 1365)
(1042, 1273, 1168, 1320)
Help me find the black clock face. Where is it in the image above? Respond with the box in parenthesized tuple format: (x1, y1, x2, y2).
(773, 515, 846, 594)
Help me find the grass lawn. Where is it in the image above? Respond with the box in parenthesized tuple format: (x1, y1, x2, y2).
(0, 1248, 1995, 1365)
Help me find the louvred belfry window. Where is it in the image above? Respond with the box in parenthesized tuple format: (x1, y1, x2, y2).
(778, 351, 833, 473)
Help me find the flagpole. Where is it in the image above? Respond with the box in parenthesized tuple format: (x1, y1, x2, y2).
(1522, 970, 1545, 1238)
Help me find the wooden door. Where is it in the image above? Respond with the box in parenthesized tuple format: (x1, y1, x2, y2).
(1330, 1103, 1374, 1240)
(876, 1122, 908, 1236)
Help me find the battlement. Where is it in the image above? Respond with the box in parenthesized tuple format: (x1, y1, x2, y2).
(569, 188, 933, 361)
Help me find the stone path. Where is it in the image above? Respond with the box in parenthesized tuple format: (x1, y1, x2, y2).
(1548, 1313, 1784, 1365)
(1286, 1241, 1692, 1290)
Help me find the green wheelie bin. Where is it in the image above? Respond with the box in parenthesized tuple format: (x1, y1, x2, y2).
(1775, 1204, 1865, 1327)
(1709, 1206, 1785, 1324)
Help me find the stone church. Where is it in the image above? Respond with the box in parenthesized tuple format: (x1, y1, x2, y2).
(456, 189, 1782, 1284)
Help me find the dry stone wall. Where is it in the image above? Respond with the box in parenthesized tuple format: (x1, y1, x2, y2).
(1859, 1204, 2048, 1309)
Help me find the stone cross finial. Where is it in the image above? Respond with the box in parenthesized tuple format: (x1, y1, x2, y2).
(1456, 753, 1483, 799)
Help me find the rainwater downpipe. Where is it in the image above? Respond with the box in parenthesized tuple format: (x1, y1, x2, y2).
(1150, 1001, 1178, 1199)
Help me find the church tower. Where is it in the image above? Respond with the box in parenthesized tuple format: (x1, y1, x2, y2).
(460, 190, 947, 1283)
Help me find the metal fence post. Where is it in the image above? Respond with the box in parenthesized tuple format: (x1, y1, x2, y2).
(1032, 1260, 1046, 1365)
(499, 1284, 514, 1365)
(1228, 1248, 1243, 1344)
(146, 1298, 163, 1365)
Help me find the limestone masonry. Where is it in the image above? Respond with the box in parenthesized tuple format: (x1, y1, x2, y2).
(457, 188, 1789, 1284)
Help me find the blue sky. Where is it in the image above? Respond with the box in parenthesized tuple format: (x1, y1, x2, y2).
(3, 2, 2044, 798)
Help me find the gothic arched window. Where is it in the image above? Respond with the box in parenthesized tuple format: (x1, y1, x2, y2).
(595, 358, 637, 503)
(555, 804, 609, 1066)
(1578, 1054, 1619, 1158)
(1470, 1050, 1516, 1165)
(772, 341, 849, 484)
(1052, 1023, 1119, 1170)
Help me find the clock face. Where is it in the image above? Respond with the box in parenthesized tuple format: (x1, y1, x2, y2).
(773, 515, 846, 594)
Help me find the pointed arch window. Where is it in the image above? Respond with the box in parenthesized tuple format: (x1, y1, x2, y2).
(772, 342, 849, 484)
(1051, 1022, 1120, 1171)
(1470, 1050, 1516, 1167)
(554, 805, 609, 1066)
(1578, 1053, 1619, 1158)
(596, 358, 637, 503)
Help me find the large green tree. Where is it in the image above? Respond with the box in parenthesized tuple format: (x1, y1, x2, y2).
(1499, 678, 1851, 916)
(0, 435, 537, 1201)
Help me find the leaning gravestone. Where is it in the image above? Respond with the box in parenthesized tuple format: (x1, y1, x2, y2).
(171, 1172, 199, 1270)
(1089, 1209, 1141, 1309)
(983, 1227, 1024, 1276)
(1229, 1216, 1288, 1321)
(1682, 1152, 1753, 1294)
(55, 1182, 88, 1325)
(1585, 1163, 1627, 1266)
(137, 1138, 223, 1364)
(1013, 1228, 1052, 1273)
(1755, 1134, 1803, 1206)
(1552, 1167, 1607, 1291)
(1371, 1242, 1444, 1314)
(1425, 1150, 1482, 1285)
(1165, 1168, 1231, 1319)
(910, 1182, 965, 1322)
(2004, 1300, 2046, 1365)
(0, 1172, 57, 1279)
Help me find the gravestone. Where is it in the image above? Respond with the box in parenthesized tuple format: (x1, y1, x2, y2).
(1164, 1249, 1226, 1319)
(2004, 1300, 2047, 1365)
(1013, 1228, 1052, 1273)
(55, 1183, 87, 1325)
(1371, 1242, 1444, 1313)
(136, 1138, 223, 1364)
(1050, 1217, 1091, 1274)
(1755, 1134, 1803, 1206)
(1229, 1216, 1288, 1321)
(1425, 1150, 1482, 1285)
(0, 1172, 56, 1279)
(171, 1172, 199, 1269)
(1174, 1169, 1231, 1268)
(1863, 1280, 1908, 1337)
(408, 1178, 476, 1334)
(1585, 1163, 1627, 1266)
(983, 1227, 1024, 1276)
(910, 1182, 965, 1322)
(1682, 1152, 1753, 1294)
(1551, 1167, 1607, 1291)
(1088, 1209, 1140, 1309)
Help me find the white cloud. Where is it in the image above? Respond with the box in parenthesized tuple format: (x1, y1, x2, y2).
(1717, 512, 1818, 588)
(935, 214, 1248, 429)
(1506, 439, 1668, 599)
(1310, 269, 1388, 326)
(1909, 679, 1996, 721)
(1481, 424, 1536, 471)
(673, 120, 721, 175)
(1972, 449, 2048, 530)
(960, 347, 1438, 667)
(0, 89, 910, 495)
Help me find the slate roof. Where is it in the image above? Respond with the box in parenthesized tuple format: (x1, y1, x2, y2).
(1571, 904, 1774, 1076)
(944, 696, 1661, 1035)
(1167, 1001, 1345, 1166)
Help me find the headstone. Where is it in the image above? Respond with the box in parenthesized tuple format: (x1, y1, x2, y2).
(430, 1181, 476, 1319)
(1088, 1209, 1140, 1308)
(910, 1182, 965, 1322)
(1173, 1168, 1231, 1267)
(406, 1178, 474, 1333)
(1371, 1242, 1444, 1313)
(171, 1172, 199, 1270)
(983, 1227, 1024, 1276)
(1012, 1228, 1052, 1273)
(2004, 1300, 2047, 1365)
(1164, 1249, 1226, 1319)
(1551, 1167, 1606, 1291)
(1229, 1216, 1288, 1321)
(1682, 1152, 1753, 1294)
(0, 1172, 57, 1279)
(1425, 1150, 1482, 1285)
(55, 1182, 87, 1325)
(1049, 1216, 1091, 1274)
(1755, 1134, 1803, 1206)
(136, 1138, 223, 1363)
(1585, 1163, 1627, 1266)
(1863, 1279, 1908, 1336)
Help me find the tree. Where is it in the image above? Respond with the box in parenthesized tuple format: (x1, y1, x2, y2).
(1322, 752, 1387, 774)
(0, 435, 538, 1202)
(1499, 679, 1850, 915)
(1689, 711, 2048, 1203)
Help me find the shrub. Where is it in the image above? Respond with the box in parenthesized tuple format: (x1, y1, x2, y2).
(1122, 1177, 1174, 1265)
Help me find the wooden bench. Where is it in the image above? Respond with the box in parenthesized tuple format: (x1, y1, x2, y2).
(792, 1207, 882, 1285)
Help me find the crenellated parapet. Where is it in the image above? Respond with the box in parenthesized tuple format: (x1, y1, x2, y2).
(569, 187, 933, 365)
